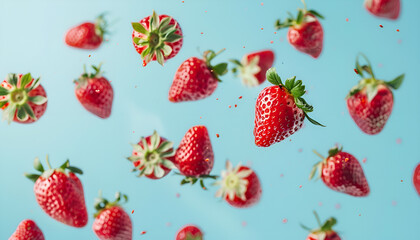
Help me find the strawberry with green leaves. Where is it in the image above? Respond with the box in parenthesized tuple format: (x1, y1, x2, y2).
(65, 14, 108, 50)
(347, 54, 404, 135)
(302, 212, 341, 240)
(0, 73, 47, 124)
(254, 67, 324, 147)
(176, 225, 203, 240)
(9, 219, 45, 240)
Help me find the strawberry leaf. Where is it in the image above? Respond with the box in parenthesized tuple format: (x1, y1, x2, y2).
(266, 67, 283, 86)
(67, 166, 83, 175)
(16, 107, 28, 122)
(8, 74, 18, 87)
(132, 22, 148, 35)
(296, 10, 304, 24)
(29, 96, 47, 105)
(308, 10, 324, 19)
(33, 157, 44, 172)
(212, 63, 228, 76)
(386, 74, 404, 90)
(20, 73, 32, 88)
(0, 86, 9, 96)
(24, 173, 41, 183)
(22, 103, 36, 120)
(304, 113, 325, 127)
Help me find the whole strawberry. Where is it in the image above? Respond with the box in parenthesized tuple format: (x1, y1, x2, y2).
(74, 64, 114, 119)
(25, 156, 88, 227)
(365, 0, 400, 20)
(93, 192, 132, 240)
(414, 163, 420, 196)
(215, 161, 262, 208)
(65, 14, 108, 49)
(254, 67, 324, 147)
(347, 54, 404, 135)
(310, 146, 370, 197)
(127, 131, 176, 179)
(0, 73, 47, 124)
(230, 50, 275, 87)
(132, 11, 183, 66)
(175, 125, 216, 188)
(275, 3, 324, 58)
(9, 219, 45, 240)
(303, 212, 341, 240)
(176, 225, 203, 240)
(168, 49, 228, 102)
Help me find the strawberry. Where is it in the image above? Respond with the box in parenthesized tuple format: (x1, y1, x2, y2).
(169, 49, 228, 102)
(175, 125, 216, 188)
(365, 0, 400, 20)
(176, 225, 203, 240)
(254, 67, 324, 147)
(275, 3, 324, 58)
(310, 146, 370, 197)
(9, 219, 45, 240)
(74, 64, 114, 119)
(215, 161, 262, 208)
(127, 131, 176, 179)
(92, 192, 132, 240)
(0, 73, 47, 124)
(132, 11, 183, 66)
(347, 54, 404, 135)
(25, 156, 88, 227)
(65, 14, 108, 49)
(302, 212, 341, 240)
(230, 50, 275, 87)
(414, 163, 420, 196)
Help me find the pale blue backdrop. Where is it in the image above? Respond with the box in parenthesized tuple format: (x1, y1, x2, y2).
(0, 0, 419, 239)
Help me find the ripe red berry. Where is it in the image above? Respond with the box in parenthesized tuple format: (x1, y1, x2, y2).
(176, 225, 203, 240)
(65, 14, 108, 49)
(9, 219, 45, 240)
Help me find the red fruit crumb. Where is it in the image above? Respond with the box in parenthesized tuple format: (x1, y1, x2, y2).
(379, 25, 383, 28)
(88, 55, 91, 57)
(216, 134, 219, 138)
(234, 104, 237, 108)
(299, 185, 302, 188)
(201, 32, 203, 34)
(243, 46, 245, 48)
(318, 202, 323, 206)
(141, 231, 146, 235)
(182, 1, 184, 2)
(359, 214, 361, 216)
(396, 29, 400, 32)
(274, 32, 277, 34)
(242, 221, 247, 227)
(298, 148, 303, 153)
(142, 60, 147, 67)
(346, 18, 349, 22)
(354, 68, 359, 74)
(166, 222, 172, 227)
(261, 28, 264, 30)
(239, 96, 242, 99)
(216, 98, 219, 100)
(378, 63, 383, 68)
(335, 203, 341, 209)
(131, 210, 134, 214)
(261, 2, 263, 6)
(280, 173, 284, 177)
(176, 193, 180, 198)
(200, 116, 202, 119)
(396, 138, 402, 144)
(229, 105, 231, 108)
(401, 180, 403, 182)
(282, 218, 288, 223)
(363, 158, 367, 163)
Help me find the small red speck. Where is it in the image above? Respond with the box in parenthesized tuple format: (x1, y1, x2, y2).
(318, 202, 323, 206)
(243, 46, 245, 48)
(88, 55, 91, 57)
(261, 28, 264, 30)
(234, 104, 237, 108)
(282, 218, 288, 223)
(270, 40, 274, 44)
(378, 63, 383, 68)
(132, 131, 135, 133)
(176, 193, 180, 198)
(280, 173, 284, 177)
(142, 60, 147, 67)
(131, 210, 134, 214)
(239, 96, 242, 99)
(229, 105, 231, 108)
(216, 98, 219, 100)
(274, 32, 277, 34)
(354, 68, 359, 74)
(298, 148, 303, 153)
(181, 1, 184, 2)
(200, 116, 202, 119)
(396, 29, 400, 32)
(299, 185, 302, 188)
(401, 180, 403, 182)
(363, 158, 367, 163)
(242, 221, 247, 227)
(141, 231, 146, 235)
(216, 134, 219, 138)
(335, 203, 341, 209)
(205, 11, 207, 13)
(359, 214, 361, 216)
(261, 2, 264, 6)
(166, 222, 172, 227)
(346, 18, 349, 22)
(201, 32, 203, 34)
(396, 138, 402, 144)
(379, 24, 383, 28)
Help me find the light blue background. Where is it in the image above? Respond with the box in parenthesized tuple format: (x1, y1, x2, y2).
(0, 0, 419, 239)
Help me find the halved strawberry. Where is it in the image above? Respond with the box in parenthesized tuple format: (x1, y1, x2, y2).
(302, 212, 341, 240)
(65, 14, 108, 50)
(365, 0, 400, 20)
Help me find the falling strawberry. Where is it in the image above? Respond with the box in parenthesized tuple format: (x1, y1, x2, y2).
(275, 2, 324, 58)
(302, 212, 341, 240)
(347, 54, 404, 135)
(175, 125, 216, 188)
(176, 225, 203, 240)
(132, 11, 183, 66)
(414, 163, 420, 196)
(310, 146, 370, 197)
(65, 14, 108, 49)
(74, 64, 114, 119)
(127, 131, 176, 179)
(9, 219, 45, 240)
(365, 0, 400, 20)
(215, 160, 262, 208)
(230, 50, 275, 87)
(254, 67, 324, 147)
(0, 73, 47, 124)
(25, 156, 88, 227)
(92, 192, 132, 240)
(168, 49, 228, 102)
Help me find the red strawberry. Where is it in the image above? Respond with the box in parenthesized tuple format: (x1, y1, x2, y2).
(175, 125, 216, 188)
(303, 212, 341, 240)
(254, 67, 324, 147)
(74, 64, 114, 119)
(127, 131, 176, 179)
(310, 146, 370, 197)
(65, 14, 108, 49)
(169, 50, 228, 102)
(215, 161, 262, 208)
(92, 192, 132, 240)
(230, 50, 275, 87)
(347, 54, 404, 135)
(365, 0, 400, 20)
(25, 156, 88, 227)
(414, 163, 420, 196)
(176, 225, 203, 240)
(0, 73, 47, 124)
(9, 219, 45, 240)
(275, 4, 324, 58)
(132, 11, 183, 66)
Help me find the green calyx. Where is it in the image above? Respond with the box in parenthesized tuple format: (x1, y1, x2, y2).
(94, 13, 109, 39)
(266, 67, 325, 127)
(0, 73, 47, 124)
(275, 0, 324, 30)
(203, 49, 228, 82)
(185, 233, 203, 240)
(24, 155, 83, 183)
(74, 64, 103, 87)
(309, 146, 342, 180)
(93, 191, 128, 218)
(348, 53, 404, 102)
(301, 211, 337, 235)
(132, 10, 183, 66)
(180, 174, 218, 191)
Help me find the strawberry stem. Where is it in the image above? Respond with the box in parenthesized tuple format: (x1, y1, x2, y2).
(313, 211, 322, 227)
(312, 150, 325, 160)
(45, 154, 52, 169)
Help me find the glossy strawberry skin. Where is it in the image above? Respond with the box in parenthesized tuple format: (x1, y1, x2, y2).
(414, 164, 420, 196)
(169, 57, 218, 102)
(93, 206, 132, 240)
(34, 171, 88, 227)
(175, 126, 214, 177)
(245, 50, 275, 84)
(65, 22, 102, 49)
(9, 219, 45, 240)
(365, 0, 400, 20)
(307, 231, 341, 240)
(347, 84, 393, 135)
(75, 77, 114, 119)
(225, 166, 262, 208)
(288, 14, 323, 58)
(322, 151, 370, 197)
(176, 225, 203, 240)
(254, 85, 304, 147)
